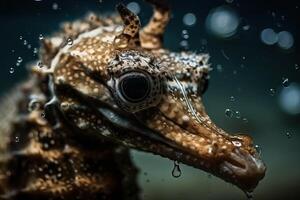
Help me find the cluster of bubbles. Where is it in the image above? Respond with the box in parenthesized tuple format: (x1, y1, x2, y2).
(260, 28, 294, 50)
(9, 56, 23, 74)
(205, 6, 239, 39)
(179, 30, 190, 50)
(225, 96, 248, 123)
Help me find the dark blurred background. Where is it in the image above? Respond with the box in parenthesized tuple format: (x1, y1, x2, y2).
(1, 0, 300, 199)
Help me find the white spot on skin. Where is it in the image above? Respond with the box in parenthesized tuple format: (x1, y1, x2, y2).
(232, 141, 242, 147)
(182, 115, 190, 122)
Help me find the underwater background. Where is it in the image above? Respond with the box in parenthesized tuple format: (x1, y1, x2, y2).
(0, 0, 300, 199)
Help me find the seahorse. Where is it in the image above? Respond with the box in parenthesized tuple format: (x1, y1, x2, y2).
(0, 0, 266, 199)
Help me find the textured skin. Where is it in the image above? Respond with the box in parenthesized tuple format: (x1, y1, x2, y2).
(0, 1, 266, 199)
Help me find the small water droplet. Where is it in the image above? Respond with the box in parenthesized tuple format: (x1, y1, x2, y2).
(9, 68, 14, 74)
(285, 132, 292, 139)
(179, 40, 189, 50)
(235, 111, 241, 119)
(17, 56, 23, 63)
(15, 136, 20, 143)
(269, 88, 276, 96)
(19, 36, 23, 40)
(254, 144, 261, 155)
(39, 34, 44, 40)
(67, 38, 73, 45)
(181, 30, 189, 39)
(295, 64, 299, 71)
(172, 161, 181, 178)
(33, 48, 38, 54)
(225, 109, 233, 118)
(229, 96, 235, 102)
(282, 78, 290, 87)
(23, 40, 28, 45)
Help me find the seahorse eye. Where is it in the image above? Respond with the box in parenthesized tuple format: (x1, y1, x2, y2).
(118, 72, 151, 103)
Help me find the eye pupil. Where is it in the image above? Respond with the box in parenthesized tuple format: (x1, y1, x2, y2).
(119, 73, 150, 102)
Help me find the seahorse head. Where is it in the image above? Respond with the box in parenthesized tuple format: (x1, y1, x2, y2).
(45, 3, 265, 193)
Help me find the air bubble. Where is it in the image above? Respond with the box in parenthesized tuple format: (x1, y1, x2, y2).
(282, 78, 290, 87)
(260, 28, 278, 45)
(226, 0, 234, 3)
(277, 31, 294, 50)
(67, 38, 73, 45)
(216, 64, 223, 72)
(19, 36, 23, 40)
(33, 48, 38, 54)
(285, 132, 292, 139)
(183, 13, 197, 26)
(254, 144, 261, 155)
(23, 40, 28, 45)
(205, 6, 239, 39)
(295, 64, 299, 71)
(229, 96, 235, 102)
(52, 3, 58, 10)
(269, 88, 276, 96)
(279, 83, 300, 115)
(17, 57, 23, 63)
(15, 136, 20, 143)
(181, 30, 189, 39)
(9, 68, 14, 74)
(39, 34, 44, 40)
(172, 161, 181, 178)
(242, 25, 250, 31)
(225, 108, 233, 118)
(235, 111, 241, 119)
(126, 2, 140, 15)
(179, 40, 189, 50)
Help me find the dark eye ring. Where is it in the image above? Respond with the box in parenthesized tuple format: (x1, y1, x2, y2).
(117, 72, 152, 103)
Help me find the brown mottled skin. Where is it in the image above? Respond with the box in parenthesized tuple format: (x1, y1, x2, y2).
(0, 1, 266, 199)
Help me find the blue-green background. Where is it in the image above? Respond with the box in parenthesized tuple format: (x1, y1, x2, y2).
(1, 0, 300, 199)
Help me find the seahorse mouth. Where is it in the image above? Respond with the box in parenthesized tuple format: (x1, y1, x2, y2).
(220, 148, 266, 191)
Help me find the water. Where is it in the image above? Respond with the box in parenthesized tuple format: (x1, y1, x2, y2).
(1, 1, 300, 200)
